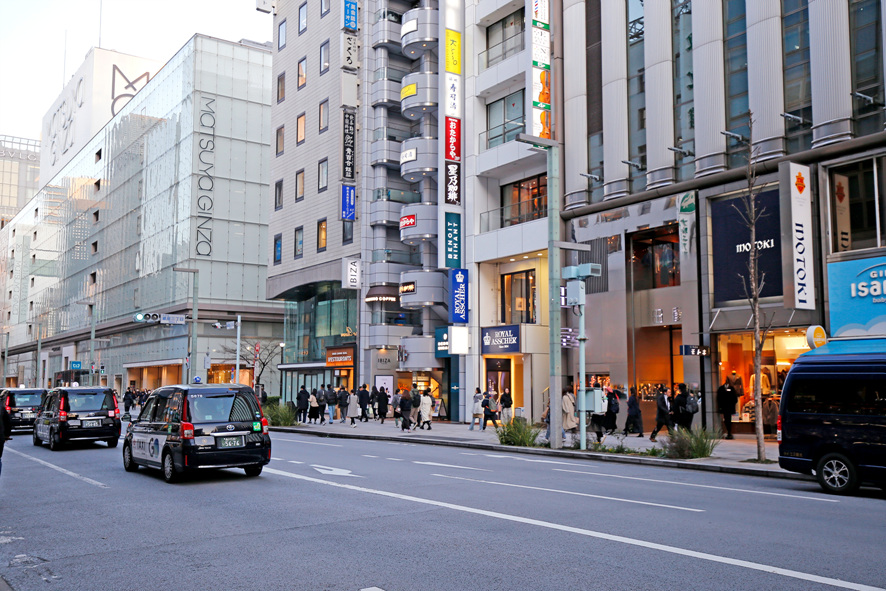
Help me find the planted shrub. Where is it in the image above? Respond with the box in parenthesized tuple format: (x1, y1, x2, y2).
(495, 420, 544, 447)
(658, 426, 721, 459)
(263, 403, 298, 427)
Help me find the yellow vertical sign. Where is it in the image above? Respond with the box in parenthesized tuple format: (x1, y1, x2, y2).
(445, 29, 461, 75)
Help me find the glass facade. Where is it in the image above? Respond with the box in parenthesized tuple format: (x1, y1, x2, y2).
(850, 0, 884, 136)
(501, 270, 536, 324)
(627, 0, 646, 192)
(782, 0, 812, 152)
(723, 0, 749, 168)
(0, 136, 40, 227)
(630, 226, 681, 290)
(672, 1, 694, 181)
(282, 285, 358, 364)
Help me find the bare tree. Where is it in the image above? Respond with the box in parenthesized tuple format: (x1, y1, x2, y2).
(218, 337, 281, 388)
(731, 113, 772, 462)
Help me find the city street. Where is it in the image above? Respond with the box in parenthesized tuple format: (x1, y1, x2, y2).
(1, 430, 884, 591)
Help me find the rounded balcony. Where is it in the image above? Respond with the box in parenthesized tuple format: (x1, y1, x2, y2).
(399, 269, 446, 308)
(371, 127, 411, 169)
(398, 202, 438, 245)
(401, 7, 438, 60)
(399, 137, 437, 182)
(369, 188, 421, 226)
(368, 248, 421, 284)
(371, 66, 409, 107)
(372, 9, 403, 49)
(399, 335, 444, 371)
(400, 72, 438, 120)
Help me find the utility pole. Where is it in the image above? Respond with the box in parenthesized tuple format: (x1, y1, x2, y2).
(235, 314, 241, 384)
(174, 267, 200, 384)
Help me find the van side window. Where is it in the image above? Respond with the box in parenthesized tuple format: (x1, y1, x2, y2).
(787, 378, 886, 415)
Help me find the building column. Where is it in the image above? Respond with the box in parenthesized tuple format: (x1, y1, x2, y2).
(644, 0, 676, 189)
(809, 0, 853, 146)
(562, 0, 588, 200)
(600, 0, 629, 198)
(691, 0, 727, 176)
(747, 1, 786, 159)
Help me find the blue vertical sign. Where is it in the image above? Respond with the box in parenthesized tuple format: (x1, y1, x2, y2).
(341, 185, 356, 221)
(449, 268, 468, 323)
(342, 0, 358, 31)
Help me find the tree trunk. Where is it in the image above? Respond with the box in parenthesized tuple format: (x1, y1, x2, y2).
(747, 163, 766, 462)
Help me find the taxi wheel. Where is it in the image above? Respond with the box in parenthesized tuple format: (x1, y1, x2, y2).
(244, 465, 263, 477)
(122, 443, 139, 472)
(48, 429, 62, 451)
(32, 429, 42, 446)
(162, 452, 180, 483)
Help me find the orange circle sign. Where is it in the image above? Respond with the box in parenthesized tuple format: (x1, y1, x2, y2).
(806, 325, 827, 349)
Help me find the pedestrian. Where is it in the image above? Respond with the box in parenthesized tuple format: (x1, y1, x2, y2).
(418, 389, 434, 430)
(376, 386, 389, 424)
(542, 400, 552, 440)
(342, 389, 359, 427)
(499, 387, 514, 424)
(324, 385, 337, 424)
(468, 387, 484, 430)
(370, 385, 380, 420)
(357, 384, 370, 422)
(563, 389, 579, 443)
(717, 379, 738, 439)
(763, 395, 778, 435)
(123, 388, 135, 415)
(296, 385, 310, 424)
(623, 387, 643, 437)
(338, 386, 349, 423)
(392, 389, 402, 428)
(649, 387, 674, 442)
(308, 388, 320, 424)
(409, 383, 421, 428)
(399, 390, 413, 432)
(672, 383, 692, 430)
(260, 386, 268, 406)
(603, 387, 619, 434)
(482, 392, 500, 430)
(0, 392, 11, 479)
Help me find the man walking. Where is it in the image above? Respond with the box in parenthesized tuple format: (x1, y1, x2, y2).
(409, 383, 421, 428)
(296, 385, 310, 424)
(357, 384, 370, 422)
(325, 385, 337, 424)
(338, 386, 349, 423)
(717, 379, 738, 439)
(499, 388, 514, 425)
(649, 387, 674, 442)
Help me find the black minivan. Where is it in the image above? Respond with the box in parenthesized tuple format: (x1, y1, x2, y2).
(122, 384, 271, 483)
(2, 388, 47, 430)
(33, 387, 121, 450)
(778, 339, 886, 494)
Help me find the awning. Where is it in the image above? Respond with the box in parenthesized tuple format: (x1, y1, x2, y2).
(364, 285, 399, 303)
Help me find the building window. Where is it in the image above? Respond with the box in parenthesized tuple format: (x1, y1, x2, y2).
(317, 219, 327, 251)
(850, 0, 884, 135)
(299, 2, 308, 33)
(497, 174, 547, 229)
(485, 89, 524, 149)
(294, 226, 304, 258)
(89, 271, 97, 285)
(320, 41, 330, 74)
(276, 126, 285, 155)
(298, 57, 307, 88)
(275, 179, 284, 210)
(724, 0, 749, 169)
(343, 220, 354, 244)
(92, 210, 100, 223)
(273, 234, 282, 265)
(319, 99, 329, 132)
(321, 0, 330, 17)
(278, 19, 287, 49)
(627, 0, 646, 193)
(297, 113, 306, 144)
(296, 169, 305, 201)
(277, 72, 286, 102)
(483, 9, 524, 70)
(501, 269, 536, 324)
(673, 0, 695, 182)
(828, 158, 886, 252)
(318, 159, 328, 191)
(630, 226, 681, 290)
(91, 241, 98, 254)
(782, 0, 812, 153)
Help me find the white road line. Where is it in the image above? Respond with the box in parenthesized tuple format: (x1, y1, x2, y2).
(271, 457, 287, 461)
(273, 438, 342, 447)
(460, 452, 478, 455)
(386, 458, 404, 461)
(362, 455, 379, 458)
(553, 469, 839, 503)
(412, 461, 490, 472)
(288, 460, 304, 464)
(6, 448, 109, 489)
(263, 467, 881, 591)
(482, 454, 584, 467)
(433, 474, 702, 512)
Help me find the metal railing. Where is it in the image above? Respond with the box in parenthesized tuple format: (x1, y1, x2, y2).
(371, 248, 421, 265)
(375, 8, 402, 23)
(479, 118, 525, 150)
(479, 196, 548, 232)
(372, 66, 410, 83)
(372, 127, 412, 142)
(478, 31, 525, 71)
(370, 310, 420, 325)
(372, 188, 422, 203)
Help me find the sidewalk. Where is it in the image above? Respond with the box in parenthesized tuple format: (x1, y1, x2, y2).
(270, 417, 810, 481)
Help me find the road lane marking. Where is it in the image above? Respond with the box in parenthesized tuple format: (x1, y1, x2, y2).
(273, 438, 343, 447)
(288, 460, 304, 464)
(263, 467, 880, 591)
(483, 455, 585, 467)
(271, 457, 287, 461)
(311, 465, 362, 477)
(362, 455, 379, 458)
(413, 461, 490, 472)
(552, 469, 839, 503)
(386, 458, 404, 461)
(6, 448, 109, 489)
(433, 474, 702, 512)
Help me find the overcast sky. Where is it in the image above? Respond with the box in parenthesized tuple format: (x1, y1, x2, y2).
(0, 0, 272, 140)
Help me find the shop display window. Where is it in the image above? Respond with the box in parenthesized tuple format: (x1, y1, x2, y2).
(500, 174, 547, 228)
(630, 226, 680, 290)
(501, 269, 536, 324)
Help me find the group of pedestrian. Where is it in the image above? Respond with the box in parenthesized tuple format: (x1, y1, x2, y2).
(290, 382, 440, 430)
(122, 387, 151, 416)
(395, 383, 434, 432)
(467, 387, 514, 431)
(649, 383, 699, 441)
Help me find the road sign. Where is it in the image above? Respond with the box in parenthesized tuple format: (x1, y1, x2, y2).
(161, 314, 186, 325)
(70, 361, 82, 370)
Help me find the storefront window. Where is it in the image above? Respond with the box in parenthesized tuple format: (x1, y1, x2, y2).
(500, 174, 547, 228)
(283, 286, 358, 364)
(828, 158, 886, 252)
(630, 226, 680, 290)
(501, 270, 536, 324)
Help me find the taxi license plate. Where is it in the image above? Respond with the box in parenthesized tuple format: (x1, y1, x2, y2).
(218, 436, 244, 448)
(21, 412, 35, 419)
(83, 420, 101, 428)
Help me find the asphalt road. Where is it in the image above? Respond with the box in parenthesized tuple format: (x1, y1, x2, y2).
(1, 429, 884, 591)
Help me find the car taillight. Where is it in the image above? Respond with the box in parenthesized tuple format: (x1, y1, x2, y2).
(181, 421, 194, 439)
(111, 396, 120, 418)
(3, 400, 9, 413)
(59, 410, 67, 422)
(261, 417, 269, 435)
(776, 414, 782, 442)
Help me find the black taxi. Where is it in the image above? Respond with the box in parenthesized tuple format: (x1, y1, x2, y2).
(2, 388, 47, 430)
(122, 384, 271, 483)
(32, 387, 121, 450)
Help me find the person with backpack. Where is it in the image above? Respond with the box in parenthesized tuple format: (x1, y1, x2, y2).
(325, 385, 337, 424)
(623, 387, 643, 437)
(123, 388, 135, 415)
(673, 383, 695, 430)
(482, 392, 500, 430)
(409, 383, 421, 428)
(337, 386, 349, 423)
(399, 390, 414, 432)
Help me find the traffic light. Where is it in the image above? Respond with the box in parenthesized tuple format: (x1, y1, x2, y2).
(133, 312, 161, 323)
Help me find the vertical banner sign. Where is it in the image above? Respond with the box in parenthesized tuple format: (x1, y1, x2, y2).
(530, 0, 552, 139)
(341, 32, 359, 70)
(342, 111, 356, 180)
(342, 258, 361, 289)
(449, 268, 468, 323)
(341, 185, 356, 221)
(677, 192, 696, 254)
(787, 163, 816, 310)
(445, 212, 462, 267)
(342, 0, 358, 31)
(833, 174, 851, 252)
(444, 116, 461, 205)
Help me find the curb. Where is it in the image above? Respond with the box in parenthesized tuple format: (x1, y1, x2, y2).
(269, 426, 812, 482)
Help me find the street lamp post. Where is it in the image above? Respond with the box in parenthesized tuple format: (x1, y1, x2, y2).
(173, 267, 200, 384)
(35, 318, 42, 388)
(278, 342, 285, 400)
(76, 300, 97, 386)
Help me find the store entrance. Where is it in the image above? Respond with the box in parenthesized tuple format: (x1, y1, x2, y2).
(633, 326, 683, 432)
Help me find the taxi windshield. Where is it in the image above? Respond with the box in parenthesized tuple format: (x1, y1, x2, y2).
(8, 393, 42, 407)
(187, 393, 259, 423)
(67, 392, 112, 412)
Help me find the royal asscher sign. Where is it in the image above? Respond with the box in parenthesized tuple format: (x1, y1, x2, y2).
(481, 325, 520, 354)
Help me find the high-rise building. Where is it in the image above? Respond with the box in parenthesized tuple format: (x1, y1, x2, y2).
(0, 136, 40, 228)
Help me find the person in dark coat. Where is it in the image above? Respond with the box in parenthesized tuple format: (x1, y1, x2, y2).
(399, 390, 414, 432)
(296, 385, 310, 424)
(649, 387, 674, 442)
(499, 388, 514, 424)
(672, 383, 692, 430)
(376, 386, 389, 424)
(717, 380, 738, 439)
(357, 384, 370, 422)
(325, 385, 337, 424)
(338, 386, 349, 423)
(315, 387, 326, 425)
(123, 388, 135, 414)
(623, 387, 643, 437)
(0, 392, 11, 478)
(603, 387, 619, 434)
(482, 393, 500, 430)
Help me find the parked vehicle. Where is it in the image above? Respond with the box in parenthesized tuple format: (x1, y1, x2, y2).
(2, 388, 47, 430)
(778, 339, 886, 494)
(122, 384, 271, 483)
(33, 387, 121, 450)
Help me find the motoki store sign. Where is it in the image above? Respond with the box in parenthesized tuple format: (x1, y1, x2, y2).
(481, 325, 520, 354)
(827, 255, 886, 337)
(710, 189, 783, 305)
(781, 162, 816, 310)
(449, 268, 468, 323)
(326, 346, 354, 367)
